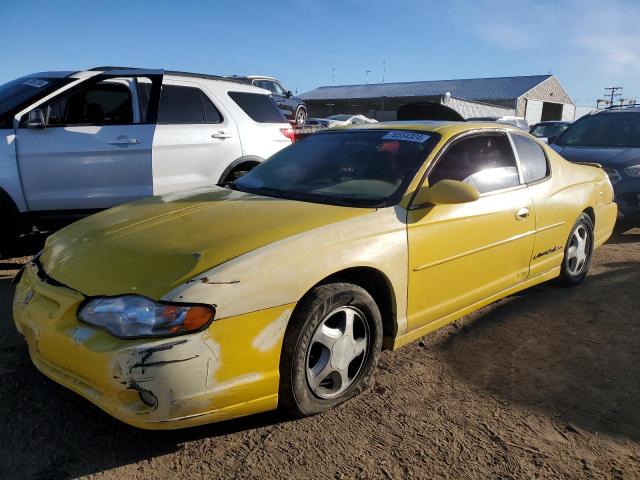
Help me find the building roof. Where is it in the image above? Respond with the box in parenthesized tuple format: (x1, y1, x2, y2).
(301, 75, 553, 102)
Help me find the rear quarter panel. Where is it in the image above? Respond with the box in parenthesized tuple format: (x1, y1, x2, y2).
(528, 146, 616, 277)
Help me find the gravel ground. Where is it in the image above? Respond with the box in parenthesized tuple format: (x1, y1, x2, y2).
(1, 229, 639, 479)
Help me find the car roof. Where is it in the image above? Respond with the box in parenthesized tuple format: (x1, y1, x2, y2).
(335, 120, 521, 135)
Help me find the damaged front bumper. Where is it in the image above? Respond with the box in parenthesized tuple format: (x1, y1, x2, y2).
(13, 262, 293, 429)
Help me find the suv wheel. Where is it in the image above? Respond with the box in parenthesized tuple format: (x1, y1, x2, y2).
(279, 282, 382, 417)
(295, 108, 307, 127)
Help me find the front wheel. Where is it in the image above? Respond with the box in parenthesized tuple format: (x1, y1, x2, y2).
(558, 213, 594, 286)
(279, 282, 382, 417)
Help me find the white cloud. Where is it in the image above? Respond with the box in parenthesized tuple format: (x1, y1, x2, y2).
(446, 0, 640, 102)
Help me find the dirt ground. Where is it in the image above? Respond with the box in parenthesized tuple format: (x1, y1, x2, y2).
(1, 229, 639, 480)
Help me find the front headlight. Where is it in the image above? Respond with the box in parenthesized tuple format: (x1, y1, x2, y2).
(624, 164, 640, 177)
(78, 295, 215, 338)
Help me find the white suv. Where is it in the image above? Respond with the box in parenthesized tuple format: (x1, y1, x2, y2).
(0, 67, 293, 247)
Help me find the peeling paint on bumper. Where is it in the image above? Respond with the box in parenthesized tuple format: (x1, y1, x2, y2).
(13, 263, 294, 429)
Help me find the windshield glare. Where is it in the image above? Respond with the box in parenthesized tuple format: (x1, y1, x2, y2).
(233, 130, 439, 207)
(557, 112, 640, 148)
(0, 75, 72, 128)
(531, 123, 569, 138)
(328, 114, 352, 121)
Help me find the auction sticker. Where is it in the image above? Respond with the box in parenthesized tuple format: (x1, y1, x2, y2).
(22, 79, 49, 88)
(382, 131, 430, 143)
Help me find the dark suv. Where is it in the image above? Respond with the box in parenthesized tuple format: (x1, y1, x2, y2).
(550, 107, 640, 227)
(234, 76, 307, 126)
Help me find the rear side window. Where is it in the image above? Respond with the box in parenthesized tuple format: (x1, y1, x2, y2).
(228, 91, 286, 123)
(429, 134, 520, 194)
(512, 133, 549, 183)
(158, 85, 222, 124)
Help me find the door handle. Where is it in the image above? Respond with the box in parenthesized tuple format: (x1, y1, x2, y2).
(515, 207, 530, 221)
(211, 131, 232, 139)
(108, 138, 141, 145)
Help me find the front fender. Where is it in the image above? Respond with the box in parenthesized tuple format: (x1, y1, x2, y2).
(162, 206, 410, 336)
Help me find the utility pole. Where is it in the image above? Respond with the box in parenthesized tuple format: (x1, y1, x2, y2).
(382, 61, 386, 83)
(332, 67, 335, 85)
(604, 86, 623, 105)
(365, 70, 371, 84)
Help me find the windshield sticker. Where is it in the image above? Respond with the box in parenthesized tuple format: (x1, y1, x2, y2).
(22, 79, 49, 88)
(382, 131, 430, 143)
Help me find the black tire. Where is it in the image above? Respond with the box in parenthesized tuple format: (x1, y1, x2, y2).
(558, 213, 594, 286)
(221, 163, 257, 184)
(0, 213, 20, 259)
(279, 282, 383, 417)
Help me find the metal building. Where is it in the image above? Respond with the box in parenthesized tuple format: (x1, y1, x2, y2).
(301, 74, 575, 123)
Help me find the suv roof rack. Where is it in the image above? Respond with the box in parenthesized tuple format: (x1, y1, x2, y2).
(88, 66, 246, 84)
(165, 70, 246, 83)
(603, 103, 639, 111)
(88, 66, 140, 71)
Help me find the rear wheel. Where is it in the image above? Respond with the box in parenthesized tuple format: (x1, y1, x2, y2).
(279, 282, 382, 417)
(220, 162, 258, 184)
(558, 213, 594, 286)
(295, 108, 307, 127)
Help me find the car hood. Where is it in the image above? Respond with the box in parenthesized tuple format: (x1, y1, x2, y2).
(552, 145, 640, 168)
(40, 187, 372, 299)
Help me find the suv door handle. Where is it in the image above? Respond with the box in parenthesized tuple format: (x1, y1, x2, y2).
(108, 138, 141, 145)
(515, 207, 530, 221)
(211, 131, 232, 139)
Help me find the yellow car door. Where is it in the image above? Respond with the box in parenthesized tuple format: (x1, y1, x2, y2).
(406, 131, 536, 331)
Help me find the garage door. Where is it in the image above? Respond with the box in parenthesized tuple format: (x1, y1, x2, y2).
(561, 104, 575, 121)
(525, 99, 543, 125)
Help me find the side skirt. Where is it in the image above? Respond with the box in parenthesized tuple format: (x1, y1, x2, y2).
(388, 267, 561, 350)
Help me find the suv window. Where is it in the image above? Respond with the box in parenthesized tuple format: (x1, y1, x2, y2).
(273, 82, 287, 96)
(228, 91, 286, 123)
(158, 85, 222, 124)
(429, 134, 520, 194)
(47, 81, 133, 126)
(255, 80, 275, 93)
(557, 112, 640, 148)
(512, 133, 549, 183)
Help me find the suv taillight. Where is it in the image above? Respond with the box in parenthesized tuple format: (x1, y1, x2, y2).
(280, 127, 295, 143)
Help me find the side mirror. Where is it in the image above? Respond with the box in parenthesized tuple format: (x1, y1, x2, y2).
(286, 90, 293, 98)
(411, 179, 480, 208)
(24, 108, 46, 128)
(547, 136, 557, 145)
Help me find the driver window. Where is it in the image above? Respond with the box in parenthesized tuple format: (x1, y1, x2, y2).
(45, 78, 134, 126)
(428, 134, 521, 194)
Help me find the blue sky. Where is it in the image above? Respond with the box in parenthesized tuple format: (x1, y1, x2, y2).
(1, 0, 638, 105)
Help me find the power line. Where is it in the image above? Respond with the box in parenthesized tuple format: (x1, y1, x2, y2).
(604, 86, 623, 105)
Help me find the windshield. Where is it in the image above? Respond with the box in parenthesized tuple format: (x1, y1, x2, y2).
(531, 123, 569, 138)
(557, 112, 640, 148)
(0, 75, 73, 128)
(328, 114, 352, 121)
(232, 129, 440, 207)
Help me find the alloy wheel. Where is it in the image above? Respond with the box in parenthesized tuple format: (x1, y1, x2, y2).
(305, 306, 369, 399)
(566, 224, 591, 276)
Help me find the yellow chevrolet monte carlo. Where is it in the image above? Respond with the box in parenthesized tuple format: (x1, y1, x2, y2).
(13, 121, 617, 429)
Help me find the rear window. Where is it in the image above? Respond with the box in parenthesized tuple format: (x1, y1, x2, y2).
(228, 91, 286, 123)
(158, 85, 222, 124)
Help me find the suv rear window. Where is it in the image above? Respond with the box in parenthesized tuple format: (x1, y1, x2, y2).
(228, 91, 286, 123)
(158, 85, 222, 124)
